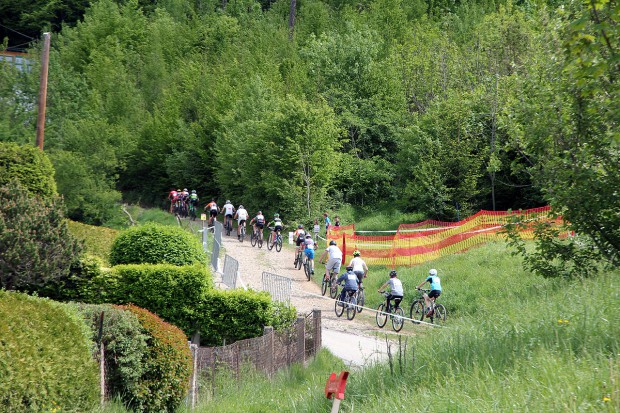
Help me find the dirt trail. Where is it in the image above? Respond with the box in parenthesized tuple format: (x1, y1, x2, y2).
(216, 230, 392, 367)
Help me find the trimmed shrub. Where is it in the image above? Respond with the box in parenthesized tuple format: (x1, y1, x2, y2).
(0, 291, 99, 412)
(0, 184, 81, 294)
(111, 263, 213, 335)
(0, 142, 57, 200)
(74, 303, 149, 409)
(109, 223, 206, 266)
(198, 289, 296, 346)
(121, 304, 192, 413)
(67, 220, 118, 265)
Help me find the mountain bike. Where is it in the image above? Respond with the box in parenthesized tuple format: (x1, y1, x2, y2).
(239, 224, 246, 243)
(251, 228, 258, 247)
(294, 249, 303, 270)
(224, 216, 233, 236)
(320, 267, 339, 299)
(376, 292, 405, 332)
(188, 202, 197, 221)
(303, 253, 313, 281)
(410, 288, 446, 325)
(267, 227, 283, 252)
(334, 288, 357, 320)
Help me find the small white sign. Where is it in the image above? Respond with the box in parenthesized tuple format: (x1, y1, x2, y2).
(288, 231, 294, 244)
(201, 213, 207, 221)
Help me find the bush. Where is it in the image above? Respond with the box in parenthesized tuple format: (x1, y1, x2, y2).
(74, 303, 149, 410)
(111, 263, 213, 335)
(0, 291, 99, 412)
(109, 223, 206, 266)
(121, 304, 192, 413)
(198, 289, 295, 346)
(67, 220, 118, 265)
(0, 142, 57, 200)
(0, 183, 81, 294)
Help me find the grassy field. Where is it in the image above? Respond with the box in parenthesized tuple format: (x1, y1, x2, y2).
(191, 241, 620, 412)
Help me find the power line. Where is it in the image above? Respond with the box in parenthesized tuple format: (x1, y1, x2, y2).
(0, 22, 36, 40)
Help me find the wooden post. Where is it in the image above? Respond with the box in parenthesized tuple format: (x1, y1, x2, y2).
(288, 0, 296, 40)
(100, 341, 105, 406)
(36, 32, 51, 151)
(312, 309, 321, 356)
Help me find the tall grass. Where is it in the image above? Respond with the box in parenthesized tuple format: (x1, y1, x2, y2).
(331, 205, 426, 231)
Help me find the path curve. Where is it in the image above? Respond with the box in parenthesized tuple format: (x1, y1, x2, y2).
(216, 230, 390, 367)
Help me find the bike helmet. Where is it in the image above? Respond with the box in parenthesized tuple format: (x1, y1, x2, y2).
(258, 210, 262, 214)
(429, 269, 438, 276)
(329, 240, 336, 246)
(305, 234, 311, 238)
(298, 224, 303, 229)
(346, 266, 353, 271)
(239, 205, 244, 209)
(191, 190, 196, 194)
(353, 250, 361, 257)
(274, 213, 279, 218)
(183, 188, 188, 192)
(226, 200, 230, 204)
(177, 189, 182, 192)
(389, 270, 398, 277)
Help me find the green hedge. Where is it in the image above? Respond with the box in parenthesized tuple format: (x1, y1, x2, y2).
(198, 289, 296, 346)
(122, 304, 192, 413)
(110, 223, 206, 266)
(0, 142, 57, 200)
(75, 303, 149, 411)
(0, 291, 99, 412)
(111, 263, 213, 335)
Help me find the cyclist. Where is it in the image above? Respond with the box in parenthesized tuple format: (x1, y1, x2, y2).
(221, 200, 235, 231)
(234, 204, 248, 240)
(167, 188, 178, 213)
(416, 268, 442, 316)
(348, 250, 368, 289)
(250, 210, 266, 240)
(188, 190, 199, 217)
(378, 270, 404, 311)
(319, 240, 342, 283)
(266, 213, 284, 247)
(303, 233, 316, 274)
(204, 198, 219, 225)
(336, 266, 358, 306)
(293, 225, 306, 260)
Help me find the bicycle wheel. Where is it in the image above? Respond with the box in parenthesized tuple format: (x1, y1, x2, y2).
(334, 296, 344, 317)
(321, 276, 328, 296)
(275, 236, 282, 252)
(346, 295, 357, 320)
(391, 307, 405, 332)
(251, 231, 257, 247)
(356, 288, 365, 313)
(329, 275, 338, 299)
(257, 232, 263, 248)
(226, 221, 231, 236)
(433, 304, 447, 325)
(267, 233, 274, 250)
(410, 300, 425, 324)
(376, 303, 387, 328)
(304, 259, 311, 281)
(296, 252, 303, 270)
(240, 226, 245, 242)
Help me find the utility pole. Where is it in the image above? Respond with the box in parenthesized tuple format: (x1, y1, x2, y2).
(36, 32, 51, 151)
(288, 0, 296, 40)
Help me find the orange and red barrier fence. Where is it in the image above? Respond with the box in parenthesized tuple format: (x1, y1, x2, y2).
(327, 206, 565, 267)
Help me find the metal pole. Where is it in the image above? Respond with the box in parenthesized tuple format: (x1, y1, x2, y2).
(36, 32, 51, 151)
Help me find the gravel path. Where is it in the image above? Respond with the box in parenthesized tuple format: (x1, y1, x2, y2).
(216, 230, 392, 367)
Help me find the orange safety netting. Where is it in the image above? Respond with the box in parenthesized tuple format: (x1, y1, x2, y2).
(327, 206, 565, 268)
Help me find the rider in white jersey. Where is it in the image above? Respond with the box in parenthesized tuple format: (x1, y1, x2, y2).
(222, 200, 235, 230)
(234, 205, 248, 240)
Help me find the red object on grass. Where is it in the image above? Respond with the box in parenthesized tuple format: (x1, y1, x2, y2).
(325, 371, 349, 400)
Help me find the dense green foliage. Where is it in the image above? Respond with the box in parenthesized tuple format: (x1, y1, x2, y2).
(0, 291, 99, 412)
(0, 183, 81, 294)
(109, 223, 206, 266)
(198, 289, 296, 346)
(108, 263, 213, 335)
(67, 220, 118, 265)
(0, 142, 57, 199)
(75, 303, 150, 412)
(121, 304, 192, 413)
(195, 243, 620, 412)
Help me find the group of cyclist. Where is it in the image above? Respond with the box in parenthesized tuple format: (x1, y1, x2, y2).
(168, 188, 200, 218)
